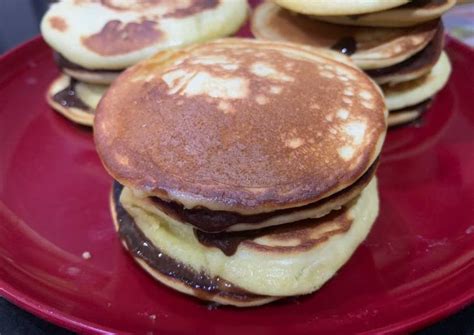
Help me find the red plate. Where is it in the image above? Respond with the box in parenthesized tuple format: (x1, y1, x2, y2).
(1, 21, 473, 335)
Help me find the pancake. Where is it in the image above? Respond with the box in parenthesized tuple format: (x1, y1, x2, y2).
(315, 0, 456, 28)
(387, 99, 432, 127)
(41, 0, 248, 70)
(366, 23, 444, 85)
(272, 0, 409, 16)
(112, 178, 379, 305)
(55, 53, 120, 85)
(47, 74, 108, 126)
(384, 52, 451, 110)
(139, 158, 378, 233)
(94, 38, 387, 215)
(251, 2, 440, 70)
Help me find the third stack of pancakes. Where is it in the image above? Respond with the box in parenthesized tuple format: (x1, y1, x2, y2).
(95, 38, 387, 306)
(251, 0, 455, 127)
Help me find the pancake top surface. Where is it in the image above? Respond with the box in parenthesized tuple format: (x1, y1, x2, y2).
(40, 0, 247, 69)
(95, 39, 386, 213)
(315, 0, 456, 28)
(252, 3, 440, 69)
(272, 0, 409, 15)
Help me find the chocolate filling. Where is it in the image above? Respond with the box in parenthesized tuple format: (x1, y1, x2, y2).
(113, 182, 266, 302)
(194, 209, 350, 256)
(403, 0, 447, 9)
(331, 36, 357, 56)
(366, 22, 443, 79)
(54, 52, 122, 75)
(152, 159, 378, 233)
(388, 99, 432, 128)
(52, 78, 92, 112)
(390, 99, 432, 114)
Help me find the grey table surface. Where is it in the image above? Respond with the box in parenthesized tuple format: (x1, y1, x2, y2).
(0, 1, 472, 334)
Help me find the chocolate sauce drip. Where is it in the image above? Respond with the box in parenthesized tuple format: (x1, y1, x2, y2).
(152, 160, 377, 233)
(331, 37, 357, 56)
(52, 78, 91, 111)
(367, 21, 443, 78)
(113, 182, 263, 301)
(195, 229, 264, 256)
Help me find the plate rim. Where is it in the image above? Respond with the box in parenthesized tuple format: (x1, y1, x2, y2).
(0, 35, 473, 335)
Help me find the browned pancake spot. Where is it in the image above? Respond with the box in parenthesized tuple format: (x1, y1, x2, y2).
(164, 0, 219, 18)
(82, 20, 162, 56)
(99, 0, 218, 17)
(100, 0, 161, 11)
(49, 16, 68, 32)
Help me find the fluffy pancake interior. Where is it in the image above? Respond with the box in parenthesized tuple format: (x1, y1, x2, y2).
(75, 81, 108, 109)
(118, 178, 379, 297)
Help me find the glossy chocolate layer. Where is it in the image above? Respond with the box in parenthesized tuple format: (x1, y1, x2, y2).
(113, 182, 265, 302)
(152, 159, 378, 233)
(52, 77, 91, 112)
(403, 0, 447, 9)
(194, 208, 351, 256)
(367, 22, 443, 79)
(54, 52, 122, 74)
(331, 36, 357, 56)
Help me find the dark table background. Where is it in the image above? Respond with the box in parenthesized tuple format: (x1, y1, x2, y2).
(0, 1, 473, 334)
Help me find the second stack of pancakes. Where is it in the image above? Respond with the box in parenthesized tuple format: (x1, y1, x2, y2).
(252, 0, 455, 126)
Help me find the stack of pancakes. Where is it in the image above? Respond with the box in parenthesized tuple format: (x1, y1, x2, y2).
(95, 38, 387, 306)
(41, 0, 248, 126)
(251, 0, 455, 127)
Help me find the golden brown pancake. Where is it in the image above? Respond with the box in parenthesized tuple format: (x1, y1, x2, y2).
(315, 0, 456, 27)
(141, 158, 378, 233)
(366, 22, 444, 85)
(251, 2, 440, 70)
(95, 38, 387, 215)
